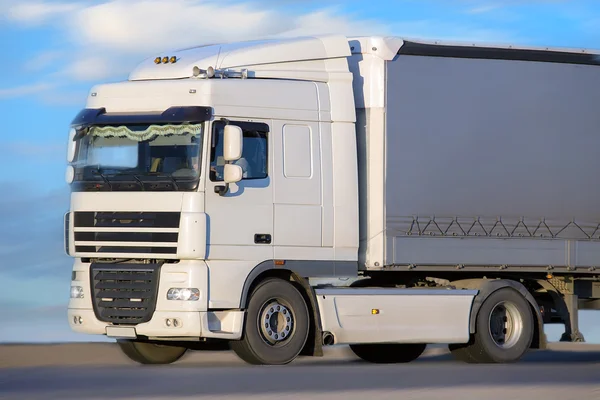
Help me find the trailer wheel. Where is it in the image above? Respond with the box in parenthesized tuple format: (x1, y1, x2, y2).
(350, 343, 426, 364)
(231, 278, 310, 365)
(449, 287, 533, 363)
(117, 340, 187, 365)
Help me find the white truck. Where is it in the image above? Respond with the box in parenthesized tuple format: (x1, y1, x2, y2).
(65, 35, 600, 365)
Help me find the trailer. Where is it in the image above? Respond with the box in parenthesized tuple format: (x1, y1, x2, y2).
(65, 35, 600, 365)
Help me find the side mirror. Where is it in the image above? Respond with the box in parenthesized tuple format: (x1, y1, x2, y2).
(215, 124, 243, 196)
(223, 125, 243, 161)
(224, 164, 243, 184)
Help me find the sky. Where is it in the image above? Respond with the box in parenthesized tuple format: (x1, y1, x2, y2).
(1, 0, 600, 343)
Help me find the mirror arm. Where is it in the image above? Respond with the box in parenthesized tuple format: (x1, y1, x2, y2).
(73, 126, 89, 141)
(214, 184, 229, 196)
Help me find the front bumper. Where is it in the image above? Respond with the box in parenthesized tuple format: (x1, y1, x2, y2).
(68, 308, 243, 340)
(68, 258, 243, 340)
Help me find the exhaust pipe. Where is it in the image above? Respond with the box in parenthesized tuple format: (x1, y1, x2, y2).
(322, 331, 335, 346)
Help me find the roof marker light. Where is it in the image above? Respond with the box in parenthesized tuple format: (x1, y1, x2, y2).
(170, 56, 177, 63)
(154, 57, 162, 64)
(162, 56, 169, 64)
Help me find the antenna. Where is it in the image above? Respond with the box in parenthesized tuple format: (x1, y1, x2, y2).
(215, 45, 222, 69)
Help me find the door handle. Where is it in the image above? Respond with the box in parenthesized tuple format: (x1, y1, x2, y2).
(254, 234, 272, 244)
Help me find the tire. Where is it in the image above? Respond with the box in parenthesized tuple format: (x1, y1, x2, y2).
(350, 343, 426, 364)
(117, 340, 187, 365)
(186, 340, 230, 351)
(231, 278, 310, 365)
(449, 287, 534, 363)
(447, 344, 476, 363)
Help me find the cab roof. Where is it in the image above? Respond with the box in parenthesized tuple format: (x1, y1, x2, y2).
(129, 35, 600, 82)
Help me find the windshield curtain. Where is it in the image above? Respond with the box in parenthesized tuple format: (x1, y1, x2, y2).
(71, 123, 204, 191)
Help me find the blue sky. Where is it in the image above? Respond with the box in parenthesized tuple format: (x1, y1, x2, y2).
(1, 0, 600, 342)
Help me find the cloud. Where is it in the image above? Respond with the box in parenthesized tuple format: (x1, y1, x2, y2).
(280, 8, 390, 38)
(466, 4, 501, 14)
(461, 0, 570, 14)
(5, 0, 391, 84)
(0, 82, 55, 99)
(61, 55, 128, 82)
(390, 19, 517, 44)
(24, 50, 65, 72)
(69, 0, 278, 53)
(7, 1, 82, 24)
(38, 88, 92, 106)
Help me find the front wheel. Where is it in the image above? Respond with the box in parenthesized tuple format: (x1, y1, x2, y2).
(449, 287, 534, 363)
(117, 340, 188, 365)
(231, 278, 310, 365)
(350, 343, 426, 364)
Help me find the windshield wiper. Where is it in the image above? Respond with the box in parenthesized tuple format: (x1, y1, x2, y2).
(90, 169, 112, 189)
(112, 172, 147, 191)
(112, 172, 180, 191)
(152, 173, 180, 191)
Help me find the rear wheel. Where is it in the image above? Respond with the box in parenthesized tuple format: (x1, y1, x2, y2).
(117, 340, 187, 365)
(350, 343, 426, 364)
(449, 287, 534, 363)
(231, 278, 310, 365)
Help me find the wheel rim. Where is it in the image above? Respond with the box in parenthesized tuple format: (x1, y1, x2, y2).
(258, 298, 295, 346)
(488, 301, 524, 348)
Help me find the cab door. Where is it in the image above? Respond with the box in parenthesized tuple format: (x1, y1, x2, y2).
(204, 119, 273, 264)
(272, 120, 326, 258)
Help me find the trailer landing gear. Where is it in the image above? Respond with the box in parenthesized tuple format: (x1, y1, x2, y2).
(559, 294, 585, 343)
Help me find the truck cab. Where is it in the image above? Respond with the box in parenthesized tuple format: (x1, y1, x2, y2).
(66, 36, 365, 364)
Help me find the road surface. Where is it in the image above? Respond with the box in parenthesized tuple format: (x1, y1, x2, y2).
(1, 343, 599, 399)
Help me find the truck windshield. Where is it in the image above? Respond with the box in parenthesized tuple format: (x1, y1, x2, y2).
(70, 123, 203, 191)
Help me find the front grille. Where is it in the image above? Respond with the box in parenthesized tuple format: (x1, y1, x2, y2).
(90, 263, 161, 325)
(73, 211, 180, 257)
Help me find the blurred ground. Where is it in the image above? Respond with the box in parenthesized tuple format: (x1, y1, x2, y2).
(1, 342, 599, 399)
(1, 341, 599, 369)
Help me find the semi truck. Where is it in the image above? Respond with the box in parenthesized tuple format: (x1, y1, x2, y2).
(65, 35, 600, 365)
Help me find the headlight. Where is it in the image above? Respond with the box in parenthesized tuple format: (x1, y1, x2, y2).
(167, 288, 200, 301)
(65, 165, 75, 184)
(70, 286, 84, 299)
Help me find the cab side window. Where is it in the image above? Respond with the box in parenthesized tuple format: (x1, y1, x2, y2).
(210, 121, 269, 182)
